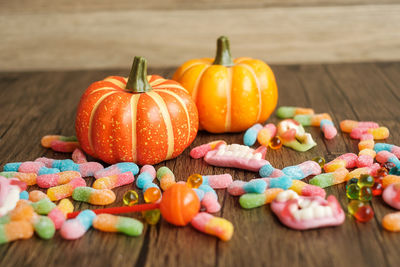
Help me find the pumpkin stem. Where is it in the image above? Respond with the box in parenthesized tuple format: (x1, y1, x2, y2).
(126, 56, 152, 93)
(213, 36, 234, 67)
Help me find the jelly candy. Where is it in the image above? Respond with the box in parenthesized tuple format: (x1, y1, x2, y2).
(144, 187, 162, 203)
(0, 171, 37, 186)
(92, 172, 135, 190)
(47, 177, 86, 201)
(143, 209, 161, 225)
(268, 136, 282, 150)
(347, 200, 365, 215)
(72, 148, 88, 164)
(353, 205, 374, 223)
(187, 174, 203, 189)
(29, 190, 49, 202)
(312, 157, 325, 168)
(190, 140, 227, 159)
(324, 153, 358, 173)
(382, 175, 400, 188)
(123, 190, 139, 206)
(157, 166, 176, 191)
(36, 171, 82, 188)
(281, 160, 321, 180)
(374, 143, 400, 159)
(94, 162, 138, 179)
(4, 161, 59, 176)
(277, 119, 316, 152)
(357, 174, 374, 188)
(0, 221, 34, 244)
(289, 180, 326, 198)
(60, 210, 96, 240)
(201, 174, 233, 189)
(227, 179, 267, 196)
(371, 182, 383, 196)
(346, 184, 360, 200)
(294, 113, 332, 127)
(259, 163, 284, 178)
(382, 183, 400, 210)
(359, 187, 372, 201)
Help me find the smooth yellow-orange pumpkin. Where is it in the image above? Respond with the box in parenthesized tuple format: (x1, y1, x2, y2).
(173, 36, 278, 133)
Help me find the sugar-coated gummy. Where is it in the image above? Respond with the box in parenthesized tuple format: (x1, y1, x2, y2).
(0, 221, 34, 244)
(93, 214, 143, 236)
(33, 216, 56, 240)
(60, 210, 96, 240)
(31, 198, 56, 215)
(243, 123, 263, 146)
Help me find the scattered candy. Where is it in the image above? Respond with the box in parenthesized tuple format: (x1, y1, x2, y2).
(382, 183, 400, 210)
(31, 198, 56, 215)
(382, 212, 400, 232)
(60, 210, 96, 240)
(289, 180, 326, 198)
(19, 190, 29, 200)
(309, 168, 349, 188)
(374, 143, 400, 159)
(41, 135, 77, 148)
(281, 160, 321, 180)
(36, 171, 82, 188)
(381, 175, 400, 188)
(257, 123, 276, 147)
(263, 176, 293, 190)
(239, 188, 284, 209)
(312, 157, 325, 168)
(201, 174, 233, 189)
(243, 124, 263, 146)
(93, 214, 143, 236)
(294, 113, 332, 127)
(0, 177, 23, 217)
(204, 144, 268, 172)
(191, 212, 234, 241)
(47, 177, 86, 201)
(259, 163, 284, 178)
(189, 140, 227, 159)
(340, 120, 379, 133)
(357, 174, 374, 188)
(276, 106, 314, 119)
(353, 205, 374, 223)
(136, 167, 156, 189)
(143, 209, 161, 225)
(0, 221, 34, 244)
(324, 153, 358, 173)
(268, 136, 282, 150)
(0, 172, 37, 185)
(35, 158, 103, 177)
(48, 199, 74, 229)
(346, 164, 380, 181)
(32, 215, 56, 239)
(123, 190, 139, 206)
(187, 174, 203, 189)
(29, 190, 49, 202)
(92, 172, 135, 190)
(277, 120, 316, 152)
(346, 184, 360, 200)
(144, 187, 162, 203)
(376, 151, 400, 174)
(320, 119, 337, 139)
(72, 187, 116, 205)
(227, 179, 267, 196)
(4, 161, 59, 176)
(71, 148, 88, 164)
(94, 162, 138, 179)
(271, 191, 345, 230)
(157, 166, 176, 191)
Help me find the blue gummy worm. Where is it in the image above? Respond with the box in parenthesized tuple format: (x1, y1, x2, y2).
(268, 176, 293, 190)
(320, 119, 334, 128)
(76, 210, 96, 230)
(116, 162, 139, 175)
(38, 167, 60, 175)
(374, 143, 393, 153)
(193, 189, 205, 201)
(136, 172, 153, 189)
(259, 163, 274, 178)
(243, 179, 267, 194)
(243, 124, 263, 146)
(3, 162, 22, 172)
(198, 184, 217, 196)
(281, 165, 305, 180)
(20, 191, 29, 200)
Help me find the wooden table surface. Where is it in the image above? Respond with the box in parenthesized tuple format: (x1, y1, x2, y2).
(0, 62, 399, 267)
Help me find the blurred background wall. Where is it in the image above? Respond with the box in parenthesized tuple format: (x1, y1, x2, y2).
(0, 0, 399, 71)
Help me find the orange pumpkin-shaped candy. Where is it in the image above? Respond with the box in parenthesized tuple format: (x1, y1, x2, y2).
(173, 36, 278, 133)
(75, 57, 199, 165)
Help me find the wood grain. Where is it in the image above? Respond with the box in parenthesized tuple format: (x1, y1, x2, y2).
(1, 5, 400, 71)
(0, 62, 399, 267)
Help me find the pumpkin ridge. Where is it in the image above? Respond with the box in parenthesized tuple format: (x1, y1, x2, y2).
(88, 87, 118, 96)
(155, 89, 191, 149)
(236, 63, 262, 122)
(146, 91, 175, 160)
(104, 77, 126, 88)
(88, 91, 118, 154)
(225, 67, 233, 131)
(130, 94, 140, 162)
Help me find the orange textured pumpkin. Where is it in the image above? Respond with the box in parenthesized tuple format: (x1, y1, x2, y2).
(75, 57, 198, 165)
(173, 36, 278, 133)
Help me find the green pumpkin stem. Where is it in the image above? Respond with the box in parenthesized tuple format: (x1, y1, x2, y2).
(212, 36, 234, 67)
(126, 56, 152, 93)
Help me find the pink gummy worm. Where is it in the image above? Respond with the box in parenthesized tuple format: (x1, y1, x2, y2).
(321, 124, 337, 140)
(376, 151, 396, 163)
(19, 161, 45, 173)
(190, 141, 226, 159)
(337, 153, 358, 168)
(34, 157, 54, 168)
(360, 133, 374, 141)
(227, 181, 246, 196)
(72, 148, 88, 164)
(201, 192, 221, 213)
(298, 161, 322, 176)
(140, 165, 156, 178)
(356, 155, 374, 168)
(205, 174, 233, 189)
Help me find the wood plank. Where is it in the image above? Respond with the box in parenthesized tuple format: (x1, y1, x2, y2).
(1, 5, 400, 71)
